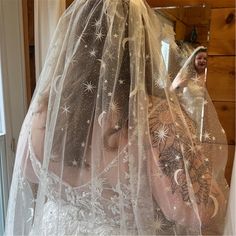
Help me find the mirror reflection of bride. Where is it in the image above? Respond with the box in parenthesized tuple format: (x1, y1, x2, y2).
(170, 46, 208, 141)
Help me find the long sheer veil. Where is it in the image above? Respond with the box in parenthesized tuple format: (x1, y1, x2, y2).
(5, 0, 229, 235)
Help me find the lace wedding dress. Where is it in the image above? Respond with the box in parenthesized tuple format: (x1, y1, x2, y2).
(5, 0, 229, 235)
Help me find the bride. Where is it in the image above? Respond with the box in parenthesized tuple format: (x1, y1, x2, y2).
(170, 46, 208, 141)
(5, 0, 229, 235)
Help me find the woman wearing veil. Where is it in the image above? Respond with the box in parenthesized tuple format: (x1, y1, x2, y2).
(5, 0, 229, 235)
(170, 46, 208, 141)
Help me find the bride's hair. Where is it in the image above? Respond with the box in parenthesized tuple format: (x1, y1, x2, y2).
(36, 0, 167, 166)
(180, 46, 207, 80)
(36, 0, 132, 166)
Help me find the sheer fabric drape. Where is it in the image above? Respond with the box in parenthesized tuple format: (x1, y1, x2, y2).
(5, 0, 229, 235)
(34, 0, 65, 79)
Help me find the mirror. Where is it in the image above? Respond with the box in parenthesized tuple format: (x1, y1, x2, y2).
(154, 6, 211, 141)
(154, 6, 210, 79)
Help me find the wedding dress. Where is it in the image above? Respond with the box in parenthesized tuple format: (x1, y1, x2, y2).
(5, 0, 229, 235)
(170, 47, 208, 141)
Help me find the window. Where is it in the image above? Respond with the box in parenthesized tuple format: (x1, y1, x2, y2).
(161, 41, 170, 70)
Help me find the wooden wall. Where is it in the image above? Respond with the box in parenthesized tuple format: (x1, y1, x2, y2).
(22, 0, 36, 107)
(207, 7, 235, 183)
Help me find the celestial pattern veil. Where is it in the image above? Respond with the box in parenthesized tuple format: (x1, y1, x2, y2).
(5, 0, 229, 235)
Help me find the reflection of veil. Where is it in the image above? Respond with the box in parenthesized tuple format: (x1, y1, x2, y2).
(170, 46, 208, 140)
(172, 46, 207, 88)
(5, 1, 228, 235)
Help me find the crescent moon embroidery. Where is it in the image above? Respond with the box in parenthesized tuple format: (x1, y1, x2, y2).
(174, 169, 183, 185)
(98, 111, 106, 127)
(115, 11, 125, 19)
(129, 86, 138, 98)
(209, 194, 219, 218)
(53, 75, 62, 94)
(27, 208, 34, 222)
(122, 37, 134, 49)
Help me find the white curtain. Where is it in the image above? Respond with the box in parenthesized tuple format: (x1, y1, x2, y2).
(34, 0, 66, 80)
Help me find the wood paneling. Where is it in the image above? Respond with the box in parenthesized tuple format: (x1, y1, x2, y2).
(22, 0, 34, 106)
(208, 8, 235, 55)
(213, 101, 235, 145)
(225, 145, 235, 184)
(147, 0, 235, 8)
(65, 0, 235, 9)
(66, 0, 74, 8)
(207, 56, 235, 101)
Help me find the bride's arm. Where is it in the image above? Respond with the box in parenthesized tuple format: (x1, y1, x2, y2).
(22, 105, 47, 183)
(169, 72, 188, 92)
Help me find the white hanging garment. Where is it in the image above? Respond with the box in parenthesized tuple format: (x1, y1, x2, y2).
(34, 0, 66, 79)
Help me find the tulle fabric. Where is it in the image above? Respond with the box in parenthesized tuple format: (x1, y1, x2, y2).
(5, 0, 229, 235)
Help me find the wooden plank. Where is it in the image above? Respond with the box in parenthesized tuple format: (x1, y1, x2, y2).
(66, 0, 74, 8)
(65, 0, 235, 9)
(213, 101, 235, 145)
(208, 8, 235, 55)
(185, 25, 209, 44)
(207, 56, 235, 102)
(27, 0, 34, 46)
(22, 0, 32, 106)
(225, 145, 235, 185)
(148, 0, 235, 8)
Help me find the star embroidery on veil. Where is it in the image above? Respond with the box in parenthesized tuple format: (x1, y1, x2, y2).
(113, 33, 119, 38)
(110, 101, 120, 113)
(93, 19, 102, 30)
(108, 92, 112, 97)
(75, 32, 87, 43)
(89, 49, 97, 57)
(106, 51, 114, 60)
(175, 155, 181, 160)
(154, 126, 168, 143)
(97, 59, 106, 69)
(119, 80, 124, 84)
(192, 76, 202, 84)
(61, 105, 71, 116)
(203, 132, 211, 140)
(72, 159, 78, 166)
(115, 124, 120, 130)
(153, 214, 166, 233)
(83, 81, 96, 93)
(95, 31, 104, 41)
